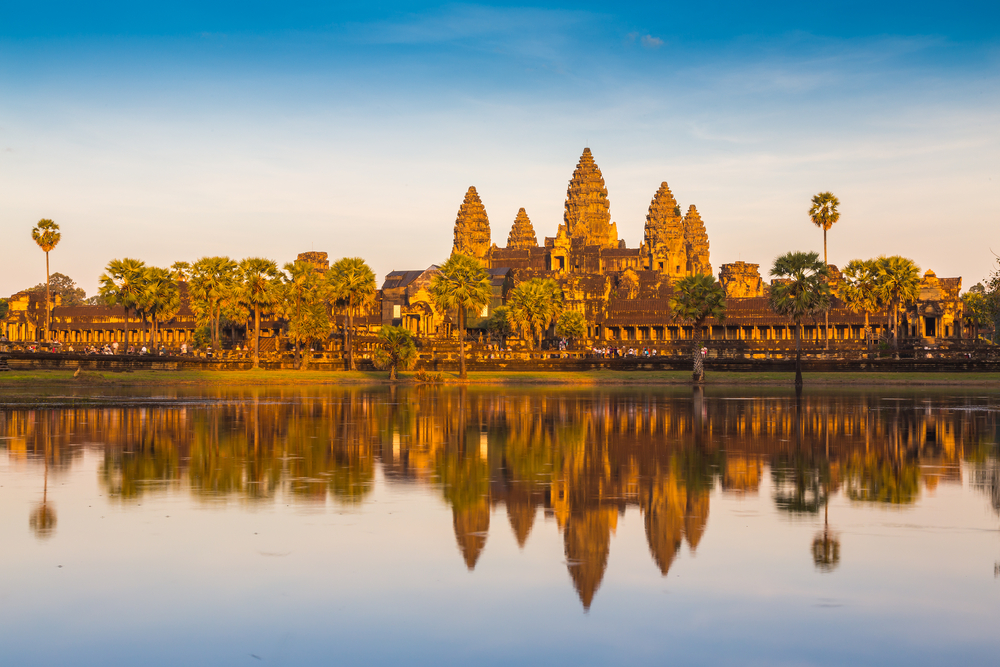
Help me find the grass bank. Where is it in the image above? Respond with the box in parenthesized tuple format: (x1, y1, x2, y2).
(2, 368, 1000, 387)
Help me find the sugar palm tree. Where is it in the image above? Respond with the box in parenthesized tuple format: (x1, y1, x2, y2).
(139, 267, 181, 349)
(876, 255, 921, 354)
(276, 259, 331, 370)
(189, 256, 238, 349)
(236, 257, 280, 369)
(769, 251, 831, 387)
(430, 253, 493, 379)
(327, 257, 377, 371)
(169, 261, 191, 282)
(374, 325, 417, 381)
(809, 192, 840, 349)
(669, 274, 727, 383)
(840, 259, 882, 349)
(507, 278, 563, 350)
(98, 258, 147, 351)
(31, 219, 61, 342)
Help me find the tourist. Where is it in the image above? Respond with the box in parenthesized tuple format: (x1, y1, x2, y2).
(181, 342, 187, 355)
(141, 345, 147, 355)
(112, 341, 118, 355)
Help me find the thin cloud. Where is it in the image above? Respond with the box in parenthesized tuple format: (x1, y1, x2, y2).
(641, 35, 663, 49)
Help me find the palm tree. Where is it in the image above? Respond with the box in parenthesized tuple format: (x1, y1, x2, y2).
(327, 257, 377, 371)
(170, 261, 191, 282)
(189, 257, 238, 349)
(31, 219, 61, 342)
(769, 251, 831, 387)
(98, 258, 147, 351)
(507, 278, 563, 350)
(669, 274, 727, 383)
(276, 260, 331, 370)
(236, 257, 280, 369)
(139, 267, 181, 349)
(876, 255, 921, 354)
(555, 310, 587, 344)
(374, 325, 417, 381)
(809, 192, 840, 349)
(840, 259, 882, 350)
(430, 254, 493, 379)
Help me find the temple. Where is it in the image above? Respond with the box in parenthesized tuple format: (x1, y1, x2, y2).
(1, 147, 973, 351)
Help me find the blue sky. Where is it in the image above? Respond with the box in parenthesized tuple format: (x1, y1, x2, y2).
(2, 2, 998, 296)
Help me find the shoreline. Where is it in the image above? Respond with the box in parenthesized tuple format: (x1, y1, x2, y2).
(2, 369, 1000, 387)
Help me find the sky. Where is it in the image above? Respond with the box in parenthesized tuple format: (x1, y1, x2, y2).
(1, 1, 999, 297)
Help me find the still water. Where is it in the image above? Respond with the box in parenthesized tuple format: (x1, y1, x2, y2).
(1, 385, 998, 666)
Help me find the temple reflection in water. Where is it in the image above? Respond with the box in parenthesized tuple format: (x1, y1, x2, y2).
(2, 387, 998, 609)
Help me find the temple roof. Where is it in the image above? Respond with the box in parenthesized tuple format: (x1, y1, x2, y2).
(564, 148, 617, 248)
(643, 182, 684, 249)
(453, 186, 492, 260)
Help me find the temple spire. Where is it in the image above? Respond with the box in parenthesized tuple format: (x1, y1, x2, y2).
(562, 148, 618, 248)
(452, 186, 491, 260)
(506, 208, 538, 249)
(683, 204, 712, 276)
(641, 182, 686, 276)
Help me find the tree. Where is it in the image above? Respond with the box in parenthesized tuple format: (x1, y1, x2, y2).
(0, 298, 7, 320)
(98, 258, 147, 351)
(138, 267, 180, 349)
(768, 251, 831, 387)
(170, 261, 192, 282)
(374, 325, 417, 381)
(963, 284, 994, 343)
(809, 193, 840, 268)
(275, 260, 331, 370)
(31, 219, 61, 341)
(430, 254, 493, 379)
(484, 305, 513, 347)
(555, 310, 587, 343)
(669, 274, 727, 383)
(236, 257, 280, 369)
(189, 257, 238, 349)
(507, 278, 563, 350)
(809, 192, 840, 349)
(875, 255, 920, 354)
(840, 259, 882, 348)
(328, 257, 377, 371)
(27, 273, 86, 306)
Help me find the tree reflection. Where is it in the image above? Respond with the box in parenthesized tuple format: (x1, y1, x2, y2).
(3, 388, 999, 608)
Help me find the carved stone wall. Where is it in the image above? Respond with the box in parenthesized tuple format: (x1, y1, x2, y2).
(719, 262, 764, 298)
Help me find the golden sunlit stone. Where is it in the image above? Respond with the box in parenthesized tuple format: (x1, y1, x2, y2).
(506, 208, 538, 249)
(561, 148, 619, 248)
(452, 186, 492, 260)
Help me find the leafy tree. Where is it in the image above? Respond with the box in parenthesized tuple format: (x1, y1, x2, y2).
(374, 325, 417, 381)
(236, 257, 280, 369)
(189, 256, 238, 349)
(0, 298, 7, 320)
(430, 254, 493, 379)
(669, 274, 726, 383)
(555, 310, 587, 343)
(963, 284, 994, 343)
(507, 278, 563, 350)
(31, 219, 61, 341)
(840, 259, 882, 347)
(875, 255, 921, 352)
(275, 260, 331, 370)
(98, 258, 147, 350)
(327, 257, 377, 371)
(768, 251, 831, 387)
(27, 273, 86, 306)
(484, 305, 513, 347)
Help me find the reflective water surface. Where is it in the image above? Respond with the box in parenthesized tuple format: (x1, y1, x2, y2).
(2, 385, 998, 666)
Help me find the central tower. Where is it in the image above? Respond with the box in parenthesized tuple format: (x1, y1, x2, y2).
(561, 148, 618, 248)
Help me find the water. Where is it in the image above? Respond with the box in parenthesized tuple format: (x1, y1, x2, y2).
(1, 385, 998, 666)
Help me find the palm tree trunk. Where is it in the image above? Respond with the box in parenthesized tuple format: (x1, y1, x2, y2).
(692, 320, 704, 383)
(253, 306, 260, 369)
(44, 251, 50, 342)
(122, 308, 129, 353)
(348, 306, 356, 371)
(459, 309, 467, 379)
(795, 322, 803, 388)
(892, 298, 900, 358)
(864, 311, 871, 358)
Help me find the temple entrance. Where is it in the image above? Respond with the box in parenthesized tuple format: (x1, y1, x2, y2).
(924, 316, 936, 337)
